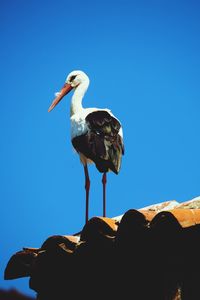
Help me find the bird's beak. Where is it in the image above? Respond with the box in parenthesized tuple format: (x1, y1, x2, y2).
(48, 83, 73, 112)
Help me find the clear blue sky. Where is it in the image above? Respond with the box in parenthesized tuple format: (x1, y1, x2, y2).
(1, 0, 200, 296)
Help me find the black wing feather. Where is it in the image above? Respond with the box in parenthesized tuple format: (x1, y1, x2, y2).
(72, 110, 124, 174)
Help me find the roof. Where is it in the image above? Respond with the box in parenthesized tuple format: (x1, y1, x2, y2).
(0, 289, 34, 300)
(4, 196, 200, 300)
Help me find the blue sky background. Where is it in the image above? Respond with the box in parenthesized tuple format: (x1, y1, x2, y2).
(1, 0, 200, 296)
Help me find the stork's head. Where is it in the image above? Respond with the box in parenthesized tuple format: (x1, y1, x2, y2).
(48, 70, 89, 112)
(66, 70, 89, 88)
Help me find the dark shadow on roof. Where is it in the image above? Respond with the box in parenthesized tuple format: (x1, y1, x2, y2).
(4, 198, 200, 300)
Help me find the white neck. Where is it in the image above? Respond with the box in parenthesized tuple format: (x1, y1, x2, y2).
(70, 81, 89, 116)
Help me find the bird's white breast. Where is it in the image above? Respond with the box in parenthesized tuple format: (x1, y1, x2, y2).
(70, 107, 123, 139)
(70, 108, 97, 139)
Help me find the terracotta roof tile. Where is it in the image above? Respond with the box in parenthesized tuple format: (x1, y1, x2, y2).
(4, 196, 200, 300)
(41, 235, 80, 251)
(140, 200, 179, 211)
(176, 197, 200, 209)
(5, 249, 37, 280)
(80, 216, 117, 241)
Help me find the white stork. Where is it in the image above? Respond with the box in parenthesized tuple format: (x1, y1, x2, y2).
(48, 70, 124, 223)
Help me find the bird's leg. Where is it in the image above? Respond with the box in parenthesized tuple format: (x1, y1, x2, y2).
(102, 172, 107, 217)
(84, 164, 90, 223)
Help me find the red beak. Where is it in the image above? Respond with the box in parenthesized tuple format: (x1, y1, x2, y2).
(48, 83, 73, 112)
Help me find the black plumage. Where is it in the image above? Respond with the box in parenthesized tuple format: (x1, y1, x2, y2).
(72, 110, 124, 174)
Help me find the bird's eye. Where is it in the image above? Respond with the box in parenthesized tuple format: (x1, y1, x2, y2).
(70, 75, 77, 82)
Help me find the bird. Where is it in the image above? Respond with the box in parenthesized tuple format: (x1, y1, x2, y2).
(48, 70, 124, 223)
